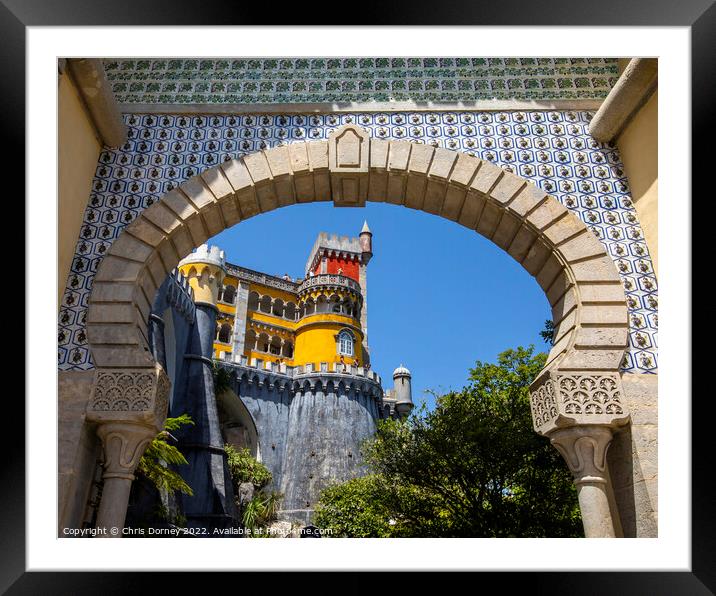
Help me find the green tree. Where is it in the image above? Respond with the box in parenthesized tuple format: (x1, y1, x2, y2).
(314, 475, 395, 537)
(316, 346, 582, 538)
(540, 319, 555, 345)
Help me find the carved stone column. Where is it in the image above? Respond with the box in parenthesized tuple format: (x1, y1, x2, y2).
(530, 371, 630, 538)
(86, 365, 170, 537)
(550, 425, 616, 537)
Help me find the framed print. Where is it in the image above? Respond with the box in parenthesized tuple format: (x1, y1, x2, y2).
(7, 0, 709, 591)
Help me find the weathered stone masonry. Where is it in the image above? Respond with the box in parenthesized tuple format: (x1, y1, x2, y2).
(77, 126, 649, 537)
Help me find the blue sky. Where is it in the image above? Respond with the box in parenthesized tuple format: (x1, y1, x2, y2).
(211, 202, 551, 411)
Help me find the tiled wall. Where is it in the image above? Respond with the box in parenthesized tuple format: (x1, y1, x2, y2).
(58, 110, 657, 374)
(103, 58, 618, 105)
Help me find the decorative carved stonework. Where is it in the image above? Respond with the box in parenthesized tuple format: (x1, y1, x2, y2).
(549, 425, 613, 484)
(87, 364, 171, 535)
(529, 371, 630, 435)
(97, 422, 158, 482)
(328, 125, 370, 207)
(86, 364, 170, 431)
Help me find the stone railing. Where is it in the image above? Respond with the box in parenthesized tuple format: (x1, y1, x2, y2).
(225, 263, 299, 293)
(297, 273, 361, 295)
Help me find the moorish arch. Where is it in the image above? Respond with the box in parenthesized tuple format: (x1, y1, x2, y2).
(85, 125, 630, 537)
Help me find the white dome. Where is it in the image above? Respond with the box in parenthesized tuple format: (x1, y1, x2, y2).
(393, 364, 411, 377)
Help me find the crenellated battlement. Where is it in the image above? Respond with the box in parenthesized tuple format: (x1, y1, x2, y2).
(216, 356, 383, 387)
(305, 232, 363, 275)
(179, 243, 226, 269)
(166, 269, 196, 322)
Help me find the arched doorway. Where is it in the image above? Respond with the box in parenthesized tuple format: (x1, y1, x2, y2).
(84, 125, 630, 537)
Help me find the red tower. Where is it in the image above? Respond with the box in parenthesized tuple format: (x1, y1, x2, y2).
(304, 222, 374, 354)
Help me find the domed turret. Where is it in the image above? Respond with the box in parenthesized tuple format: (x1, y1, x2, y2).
(393, 364, 411, 378)
(392, 364, 413, 418)
(178, 244, 227, 307)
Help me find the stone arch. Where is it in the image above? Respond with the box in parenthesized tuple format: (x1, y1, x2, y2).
(85, 125, 631, 538)
(216, 383, 260, 459)
(88, 125, 628, 376)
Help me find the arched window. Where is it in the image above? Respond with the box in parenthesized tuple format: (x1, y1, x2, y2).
(257, 333, 270, 353)
(272, 298, 284, 317)
(337, 329, 354, 357)
(245, 329, 257, 352)
(218, 323, 232, 343)
(330, 295, 342, 313)
(222, 284, 236, 304)
(259, 295, 272, 314)
(269, 336, 282, 356)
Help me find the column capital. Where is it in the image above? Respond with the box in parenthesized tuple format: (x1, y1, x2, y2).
(86, 363, 170, 432)
(96, 421, 158, 481)
(529, 371, 630, 436)
(86, 364, 170, 537)
(548, 425, 614, 485)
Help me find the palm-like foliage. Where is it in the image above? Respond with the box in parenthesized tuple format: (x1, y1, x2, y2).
(137, 414, 194, 497)
(223, 444, 283, 534)
(242, 491, 283, 534)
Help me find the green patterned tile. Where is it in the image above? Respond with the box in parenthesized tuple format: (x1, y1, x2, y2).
(103, 57, 619, 105)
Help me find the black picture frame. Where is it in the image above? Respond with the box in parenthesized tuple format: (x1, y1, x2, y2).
(7, 1, 707, 591)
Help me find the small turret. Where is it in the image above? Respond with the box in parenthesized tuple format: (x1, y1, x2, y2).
(392, 364, 413, 418)
(359, 220, 373, 264)
(177, 244, 227, 307)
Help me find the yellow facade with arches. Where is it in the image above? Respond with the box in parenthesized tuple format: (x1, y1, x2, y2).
(207, 229, 371, 371)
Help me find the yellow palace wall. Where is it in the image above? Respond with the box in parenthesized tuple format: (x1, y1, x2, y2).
(58, 72, 102, 307)
(212, 277, 364, 367)
(293, 315, 364, 367)
(616, 90, 658, 276)
(615, 58, 658, 276)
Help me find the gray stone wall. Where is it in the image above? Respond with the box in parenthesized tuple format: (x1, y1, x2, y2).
(58, 369, 101, 533)
(219, 364, 382, 520)
(608, 373, 658, 537)
(227, 371, 292, 491)
(279, 376, 381, 513)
